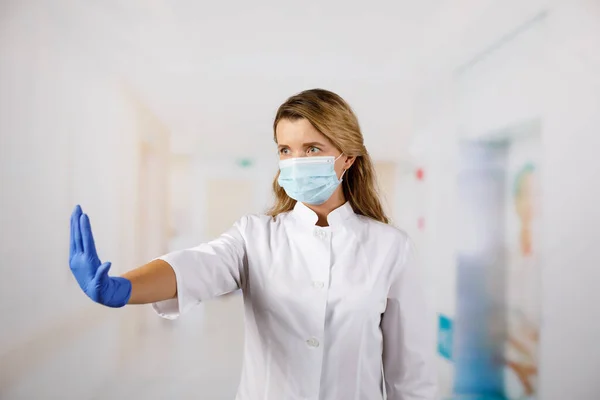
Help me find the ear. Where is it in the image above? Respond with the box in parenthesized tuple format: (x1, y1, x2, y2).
(343, 155, 356, 170)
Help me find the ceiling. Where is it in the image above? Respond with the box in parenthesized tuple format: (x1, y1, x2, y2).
(3, 0, 552, 159)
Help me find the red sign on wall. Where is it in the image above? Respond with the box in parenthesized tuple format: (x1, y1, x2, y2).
(416, 168, 425, 181)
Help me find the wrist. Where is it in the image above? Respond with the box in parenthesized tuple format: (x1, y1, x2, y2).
(106, 276, 132, 308)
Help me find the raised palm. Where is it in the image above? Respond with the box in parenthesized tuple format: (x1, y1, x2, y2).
(69, 205, 128, 306)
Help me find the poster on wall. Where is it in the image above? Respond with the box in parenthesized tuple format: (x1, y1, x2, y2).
(502, 125, 542, 399)
(453, 121, 542, 400)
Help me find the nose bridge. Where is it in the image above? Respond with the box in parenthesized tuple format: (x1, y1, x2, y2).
(292, 150, 308, 158)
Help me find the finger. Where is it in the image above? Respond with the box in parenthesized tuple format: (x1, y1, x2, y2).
(95, 262, 112, 281)
(70, 208, 77, 257)
(71, 205, 83, 254)
(80, 213, 98, 258)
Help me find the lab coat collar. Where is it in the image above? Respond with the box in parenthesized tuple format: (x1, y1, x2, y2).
(292, 201, 356, 229)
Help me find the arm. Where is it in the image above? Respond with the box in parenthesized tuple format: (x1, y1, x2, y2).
(381, 238, 437, 400)
(150, 218, 248, 318)
(69, 205, 247, 312)
(121, 259, 177, 304)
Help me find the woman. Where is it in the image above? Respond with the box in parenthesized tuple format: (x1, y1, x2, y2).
(69, 89, 437, 399)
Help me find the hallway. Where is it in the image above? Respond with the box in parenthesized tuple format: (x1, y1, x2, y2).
(2, 0, 600, 398)
(100, 296, 245, 400)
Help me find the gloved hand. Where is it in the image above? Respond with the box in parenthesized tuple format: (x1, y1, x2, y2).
(69, 205, 132, 307)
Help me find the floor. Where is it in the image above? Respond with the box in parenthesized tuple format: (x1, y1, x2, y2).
(99, 294, 246, 400)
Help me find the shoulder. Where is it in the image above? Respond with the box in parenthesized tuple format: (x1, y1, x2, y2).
(355, 214, 411, 248)
(354, 215, 416, 276)
(233, 211, 292, 233)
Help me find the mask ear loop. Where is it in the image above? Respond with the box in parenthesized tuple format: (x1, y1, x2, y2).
(336, 153, 347, 181)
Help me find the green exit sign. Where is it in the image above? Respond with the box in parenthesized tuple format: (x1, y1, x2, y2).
(237, 158, 253, 168)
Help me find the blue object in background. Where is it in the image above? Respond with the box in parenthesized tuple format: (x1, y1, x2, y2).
(452, 141, 508, 398)
(453, 255, 505, 396)
(445, 396, 506, 400)
(438, 314, 454, 361)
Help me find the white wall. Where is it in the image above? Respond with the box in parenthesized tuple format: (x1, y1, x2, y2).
(0, 5, 158, 397)
(413, 0, 600, 397)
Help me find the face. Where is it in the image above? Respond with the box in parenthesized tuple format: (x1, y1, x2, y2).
(275, 118, 355, 178)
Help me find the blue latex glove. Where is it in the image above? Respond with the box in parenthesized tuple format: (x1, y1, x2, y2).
(69, 205, 132, 307)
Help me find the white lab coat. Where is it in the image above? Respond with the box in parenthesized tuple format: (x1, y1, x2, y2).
(153, 201, 437, 400)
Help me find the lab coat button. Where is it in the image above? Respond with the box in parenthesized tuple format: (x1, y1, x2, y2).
(313, 228, 328, 239)
(306, 338, 320, 348)
(313, 281, 324, 289)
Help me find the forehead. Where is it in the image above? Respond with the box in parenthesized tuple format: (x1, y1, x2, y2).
(275, 118, 330, 145)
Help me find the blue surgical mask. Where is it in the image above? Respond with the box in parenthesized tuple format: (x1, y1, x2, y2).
(277, 154, 346, 205)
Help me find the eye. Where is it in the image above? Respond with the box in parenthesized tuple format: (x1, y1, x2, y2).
(308, 146, 321, 154)
(279, 148, 290, 155)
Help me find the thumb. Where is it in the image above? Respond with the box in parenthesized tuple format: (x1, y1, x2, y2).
(95, 261, 112, 281)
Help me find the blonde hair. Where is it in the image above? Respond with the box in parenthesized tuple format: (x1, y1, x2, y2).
(267, 88, 389, 224)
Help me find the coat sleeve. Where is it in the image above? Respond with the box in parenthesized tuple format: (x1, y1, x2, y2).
(381, 237, 438, 399)
(152, 216, 248, 319)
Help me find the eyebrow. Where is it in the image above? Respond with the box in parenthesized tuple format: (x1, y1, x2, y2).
(277, 141, 326, 148)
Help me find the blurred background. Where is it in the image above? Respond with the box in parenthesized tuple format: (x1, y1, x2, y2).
(1, 0, 599, 399)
